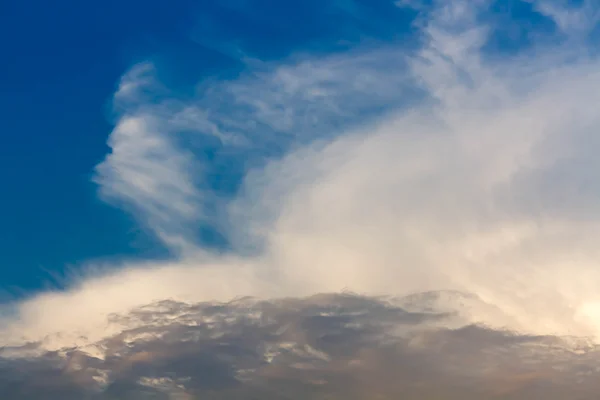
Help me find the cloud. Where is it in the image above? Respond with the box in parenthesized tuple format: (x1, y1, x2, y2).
(2, 294, 600, 399)
(531, 0, 600, 37)
(4, 0, 600, 397)
(95, 63, 202, 252)
(113, 62, 156, 104)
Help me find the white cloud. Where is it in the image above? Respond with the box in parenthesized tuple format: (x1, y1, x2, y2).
(95, 66, 202, 252)
(113, 62, 156, 104)
(5, 0, 600, 355)
(531, 0, 600, 38)
(94, 114, 200, 252)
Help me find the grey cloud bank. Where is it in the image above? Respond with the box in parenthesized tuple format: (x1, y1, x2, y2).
(3, 293, 600, 399)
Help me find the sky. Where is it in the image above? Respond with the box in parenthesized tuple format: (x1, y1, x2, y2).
(0, 0, 416, 291)
(0, 0, 202, 291)
(3, 0, 600, 398)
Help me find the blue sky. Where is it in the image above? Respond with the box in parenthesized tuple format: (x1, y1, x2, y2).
(0, 0, 201, 290)
(0, 0, 592, 296)
(0, 0, 419, 291)
(0, 0, 549, 290)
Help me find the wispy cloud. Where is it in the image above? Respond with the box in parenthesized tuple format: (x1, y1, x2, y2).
(95, 64, 201, 252)
(95, 41, 417, 253)
(531, 0, 600, 38)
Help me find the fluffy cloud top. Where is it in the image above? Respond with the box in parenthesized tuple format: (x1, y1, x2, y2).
(3, 293, 600, 399)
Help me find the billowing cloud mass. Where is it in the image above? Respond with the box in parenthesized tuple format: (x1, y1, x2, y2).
(4, 0, 600, 398)
(3, 293, 600, 399)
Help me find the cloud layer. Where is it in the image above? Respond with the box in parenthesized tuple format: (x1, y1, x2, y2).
(3, 293, 600, 399)
(3, 0, 600, 397)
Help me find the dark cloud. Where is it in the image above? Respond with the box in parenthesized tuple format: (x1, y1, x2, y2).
(1, 292, 599, 399)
